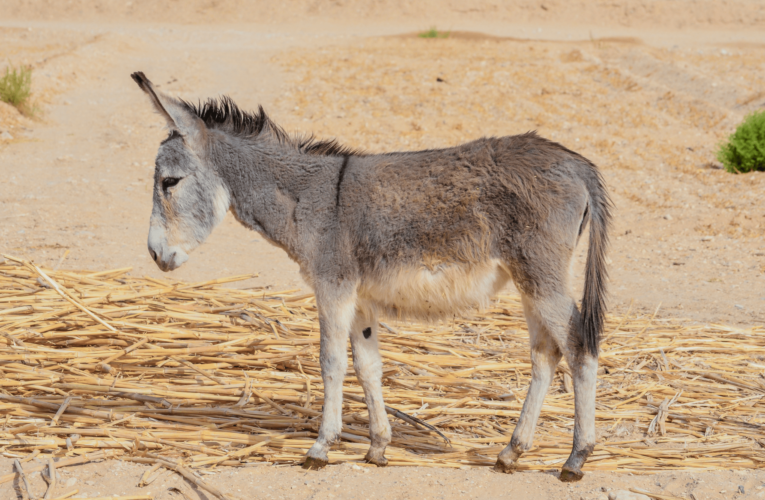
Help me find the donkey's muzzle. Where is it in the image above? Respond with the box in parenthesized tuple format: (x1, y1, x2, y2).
(148, 226, 189, 272)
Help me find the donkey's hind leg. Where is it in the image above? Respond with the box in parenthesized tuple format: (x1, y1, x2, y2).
(350, 310, 391, 466)
(559, 305, 598, 482)
(495, 294, 562, 473)
(499, 289, 598, 482)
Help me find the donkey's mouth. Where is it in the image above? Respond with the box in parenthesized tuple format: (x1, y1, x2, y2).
(155, 257, 182, 272)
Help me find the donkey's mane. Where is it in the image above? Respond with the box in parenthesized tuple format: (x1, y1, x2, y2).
(180, 96, 364, 157)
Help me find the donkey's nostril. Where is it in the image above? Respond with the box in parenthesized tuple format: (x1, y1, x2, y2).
(149, 248, 158, 262)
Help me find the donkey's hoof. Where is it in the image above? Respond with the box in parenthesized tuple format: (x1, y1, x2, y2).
(559, 466, 585, 482)
(493, 458, 518, 474)
(364, 451, 388, 467)
(302, 456, 328, 470)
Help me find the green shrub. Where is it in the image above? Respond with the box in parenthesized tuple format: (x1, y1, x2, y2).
(717, 110, 765, 173)
(0, 65, 33, 111)
(418, 27, 449, 39)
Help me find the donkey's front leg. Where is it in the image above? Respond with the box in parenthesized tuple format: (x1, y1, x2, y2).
(350, 312, 391, 466)
(303, 288, 357, 470)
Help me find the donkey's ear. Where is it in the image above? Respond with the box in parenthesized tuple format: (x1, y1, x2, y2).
(131, 72, 207, 149)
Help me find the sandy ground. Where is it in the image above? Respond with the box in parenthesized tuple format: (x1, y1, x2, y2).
(3, 459, 765, 500)
(1, 1, 765, 499)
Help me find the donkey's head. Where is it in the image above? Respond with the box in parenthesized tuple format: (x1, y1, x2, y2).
(131, 72, 230, 272)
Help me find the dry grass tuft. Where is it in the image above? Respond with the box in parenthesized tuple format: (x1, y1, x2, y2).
(0, 65, 34, 116)
(0, 254, 764, 489)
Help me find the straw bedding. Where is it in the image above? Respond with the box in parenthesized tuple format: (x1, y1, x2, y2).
(1, 254, 764, 477)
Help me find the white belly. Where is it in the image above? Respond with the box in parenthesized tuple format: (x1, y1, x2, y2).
(358, 259, 510, 321)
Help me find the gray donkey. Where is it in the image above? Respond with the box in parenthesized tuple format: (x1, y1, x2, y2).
(131, 71, 611, 481)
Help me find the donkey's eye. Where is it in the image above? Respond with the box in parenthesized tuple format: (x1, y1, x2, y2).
(161, 177, 182, 192)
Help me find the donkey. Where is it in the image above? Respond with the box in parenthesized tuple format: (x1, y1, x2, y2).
(131, 71, 611, 481)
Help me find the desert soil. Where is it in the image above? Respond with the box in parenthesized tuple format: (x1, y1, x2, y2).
(1, 1, 765, 499)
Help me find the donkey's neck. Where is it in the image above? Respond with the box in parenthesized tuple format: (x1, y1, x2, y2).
(212, 136, 342, 262)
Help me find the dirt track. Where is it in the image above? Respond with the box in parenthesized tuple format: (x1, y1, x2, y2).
(1, 1, 765, 499)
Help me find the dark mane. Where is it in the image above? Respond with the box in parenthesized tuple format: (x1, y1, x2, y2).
(295, 135, 365, 156)
(180, 96, 364, 157)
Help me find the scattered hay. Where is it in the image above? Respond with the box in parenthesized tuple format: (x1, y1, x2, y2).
(0, 253, 763, 484)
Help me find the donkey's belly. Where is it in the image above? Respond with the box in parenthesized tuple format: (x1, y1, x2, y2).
(359, 259, 510, 321)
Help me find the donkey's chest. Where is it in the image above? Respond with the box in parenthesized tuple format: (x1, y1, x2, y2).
(358, 259, 510, 321)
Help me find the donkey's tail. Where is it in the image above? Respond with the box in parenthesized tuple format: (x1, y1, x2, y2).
(579, 165, 612, 357)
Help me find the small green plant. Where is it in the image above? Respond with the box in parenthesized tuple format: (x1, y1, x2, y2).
(0, 64, 33, 113)
(717, 110, 765, 173)
(418, 27, 449, 39)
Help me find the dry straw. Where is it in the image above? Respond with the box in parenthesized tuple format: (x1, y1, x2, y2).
(0, 253, 764, 491)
